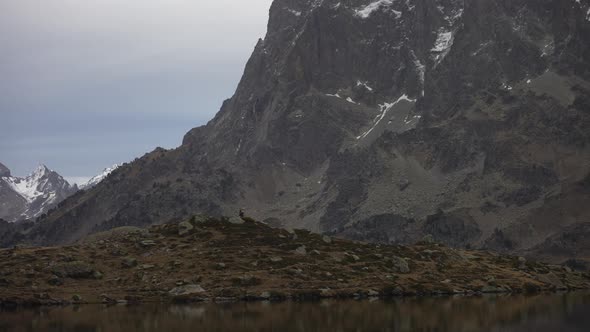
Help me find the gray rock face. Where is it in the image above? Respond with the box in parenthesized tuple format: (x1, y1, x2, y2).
(6, 0, 590, 264)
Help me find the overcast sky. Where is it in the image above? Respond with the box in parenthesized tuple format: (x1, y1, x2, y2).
(0, 0, 273, 184)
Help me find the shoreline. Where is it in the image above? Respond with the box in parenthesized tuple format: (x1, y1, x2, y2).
(2, 288, 588, 308)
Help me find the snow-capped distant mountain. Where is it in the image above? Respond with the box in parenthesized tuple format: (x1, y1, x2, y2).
(80, 164, 122, 190)
(0, 163, 78, 222)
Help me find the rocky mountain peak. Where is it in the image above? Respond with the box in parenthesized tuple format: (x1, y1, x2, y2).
(33, 164, 50, 176)
(0, 164, 78, 222)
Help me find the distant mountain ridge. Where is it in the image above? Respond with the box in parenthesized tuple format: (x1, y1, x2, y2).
(79, 164, 122, 190)
(0, 163, 122, 223)
(0, 164, 78, 222)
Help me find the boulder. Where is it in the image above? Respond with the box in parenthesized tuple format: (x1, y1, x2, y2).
(47, 275, 63, 286)
(140, 240, 156, 247)
(178, 221, 194, 236)
(228, 216, 245, 224)
(50, 262, 97, 279)
(121, 257, 138, 268)
(518, 257, 527, 269)
(270, 256, 283, 263)
(189, 215, 208, 224)
(481, 285, 505, 293)
(391, 256, 410, 274)
(232, 275, 261, 287)
(536, 272, 566, 290)
(294, 246, 307, 256)
(100, 294, 116, 304)
(421, 234, 435, 244)
(322, 236, 332, 244)
(168, 284, 206, 297)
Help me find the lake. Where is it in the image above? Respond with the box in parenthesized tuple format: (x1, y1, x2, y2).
(1, 292, 589, 332)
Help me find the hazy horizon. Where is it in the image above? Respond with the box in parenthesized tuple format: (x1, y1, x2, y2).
(0, 0, 274, 184)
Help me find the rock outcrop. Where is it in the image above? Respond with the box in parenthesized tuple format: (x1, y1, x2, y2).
(1, 217, 588, 306)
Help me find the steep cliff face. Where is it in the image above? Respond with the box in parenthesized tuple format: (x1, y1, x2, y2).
(9, 0, 590, 264)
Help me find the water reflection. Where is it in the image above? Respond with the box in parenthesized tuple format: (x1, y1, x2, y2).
(1, 292, 589, 332)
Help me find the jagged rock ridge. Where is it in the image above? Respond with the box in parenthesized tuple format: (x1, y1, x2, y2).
(7, 0, 590, 266)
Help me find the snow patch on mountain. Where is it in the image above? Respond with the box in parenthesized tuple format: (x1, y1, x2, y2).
(357, 94, 416, 140)
(431, 4, 464, 66)
(80, 164, 122, 190)
(5, 165, 57, 203)
(0, 164, 77, 222)
(355, 0, 400, 19)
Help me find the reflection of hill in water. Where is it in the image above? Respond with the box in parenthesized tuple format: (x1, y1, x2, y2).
(1, 292, 590, 332)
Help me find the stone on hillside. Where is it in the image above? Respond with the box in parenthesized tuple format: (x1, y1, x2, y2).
(121, 257, 138, 268)
(228, 216, 245, 224)
(189, 215, 208, 224)
(391, 256, 410, 274)
(536, 272, 566, 290)
(140, 240, 156, 247)
(322, 235, 332, 244)
(169, 284, 206, 297)
(178, 221, 194, 236)
(233, 275, 261, 287)
(294, 246, 307, 256)
(368, 289, 379, 297)
(48, 275, 63, 286)
(518, 257, 527, 269)
(51, 261, 96, 279)
(421, 234, 435, 244)
(270, 256, 283, 263)
(100, 294, 116, 304)
(481, 285, 505, 293)
(398, 179, 411, 191)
